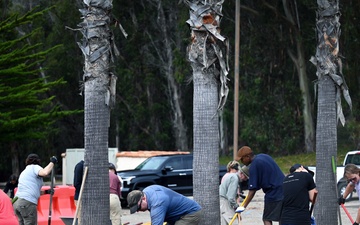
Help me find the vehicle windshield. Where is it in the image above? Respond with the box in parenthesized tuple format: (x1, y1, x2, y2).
(135, 156, 170, 170)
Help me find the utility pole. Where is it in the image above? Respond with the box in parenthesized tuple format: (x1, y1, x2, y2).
(233, 0, 240, 160)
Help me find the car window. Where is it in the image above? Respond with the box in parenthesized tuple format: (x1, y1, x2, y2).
(165, 157, 184, 170)
(135, 156, 169, 170)
(183, 157, 193, 169)
(351, 154, 360, 165)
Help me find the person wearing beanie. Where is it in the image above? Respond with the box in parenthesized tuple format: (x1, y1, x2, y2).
(13, 153, 57, 225)
(236, 146, 284, 225)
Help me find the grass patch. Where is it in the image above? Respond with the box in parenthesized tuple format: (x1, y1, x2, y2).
(219, 147, 354, 174)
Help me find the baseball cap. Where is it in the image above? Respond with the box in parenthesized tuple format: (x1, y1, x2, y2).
(289, 164, 314, 177)
(236, 146, 253, 161)
(127, 190, 143, 214)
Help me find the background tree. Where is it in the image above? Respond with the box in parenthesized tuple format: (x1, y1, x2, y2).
(310, 0, 352, 224)
(0, 7, 79, 177)
(185, 0, 230, 224)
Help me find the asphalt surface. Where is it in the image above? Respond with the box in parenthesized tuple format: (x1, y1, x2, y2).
(121, 190, 360, 225)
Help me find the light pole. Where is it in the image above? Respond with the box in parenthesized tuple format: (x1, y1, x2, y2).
(233, 0, 240, 160)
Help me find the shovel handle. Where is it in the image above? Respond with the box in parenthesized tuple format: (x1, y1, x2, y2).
(341, 204, 354, 223)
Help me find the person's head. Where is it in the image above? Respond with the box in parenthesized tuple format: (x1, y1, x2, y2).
(289, 164, 314, 177)
(127, 190, 147, 214)
(239, 165, 250, 181)
(344, 163, 360, 184)
(9, 175, 17, 184)
(226, 161, 240, 172)
(25, 153, 41, 166)
(236, 146, 253, 166)
(109, 162, 117, 175)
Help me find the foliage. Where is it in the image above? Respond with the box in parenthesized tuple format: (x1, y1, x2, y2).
(0, 6, 81, 178)
(1, 0, 360, 180)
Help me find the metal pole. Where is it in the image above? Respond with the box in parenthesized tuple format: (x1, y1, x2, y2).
(48, 167, 55, 225)
(233, 0, 240, 160)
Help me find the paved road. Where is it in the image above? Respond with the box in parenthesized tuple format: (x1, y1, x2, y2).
(121, 191, 360, 225)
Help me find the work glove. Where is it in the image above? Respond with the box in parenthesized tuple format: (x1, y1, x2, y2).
(353, 222, 359, 225)
(44, 189, 55, 195)
(338, 196, 345, 205)
(235, 206, 245, 213)
(50, 156, 58, 164)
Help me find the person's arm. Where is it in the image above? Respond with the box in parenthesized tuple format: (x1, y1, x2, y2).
(149, 205, 167, 225)
(38, 156, 57, 177)
(342, 182, 355, 199)
(309, 188, 317, 202)
(38, 162, 54, 177)
(3, 182, 9, 193)
(227, 176, 239, 209)
(242, 189, 256, 208)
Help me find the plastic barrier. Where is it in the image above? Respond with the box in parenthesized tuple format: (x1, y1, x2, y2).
(38, 185, 76, 225)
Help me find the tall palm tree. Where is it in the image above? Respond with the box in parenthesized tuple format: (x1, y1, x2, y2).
(185, 0, 229, 224)
(310, 0, 351, 224)
(77, 0, 117, 224)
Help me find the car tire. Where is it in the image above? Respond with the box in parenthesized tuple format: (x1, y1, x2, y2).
(338, 182, 352, 201)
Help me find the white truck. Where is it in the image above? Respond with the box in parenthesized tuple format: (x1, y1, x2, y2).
(308, 150, 360, 200)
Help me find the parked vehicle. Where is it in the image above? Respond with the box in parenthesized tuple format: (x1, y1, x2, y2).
(117, 154, 228, 206)
(308, 150, 360, 201)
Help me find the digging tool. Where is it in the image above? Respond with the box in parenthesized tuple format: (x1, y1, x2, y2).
(11, 196, 18, 204)
(48, 166, 55, 225)
(229, 195, 247, 225)
(341, 203, 355, 223)
(332, 156, 342, 225)
(72, 166, 88, 225)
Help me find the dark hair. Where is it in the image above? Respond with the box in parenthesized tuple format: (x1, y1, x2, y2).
(109, 162, 117, 175)
(9, 174, 17, 182)
(26, 153, 41, 166)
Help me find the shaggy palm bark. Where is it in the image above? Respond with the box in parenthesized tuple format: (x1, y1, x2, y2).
(185, 0, 229, 224)
(77, 0, 117, 224)
(310, 0, 351, 224)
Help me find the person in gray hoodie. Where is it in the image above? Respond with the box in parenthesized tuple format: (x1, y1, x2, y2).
(219, 161, 241, 225)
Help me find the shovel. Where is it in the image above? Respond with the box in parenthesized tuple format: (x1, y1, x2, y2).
(341, 203, 354, 223)
(48, 166, 55, 225)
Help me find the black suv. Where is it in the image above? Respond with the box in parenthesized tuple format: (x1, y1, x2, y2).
(118, 154, 227, 205)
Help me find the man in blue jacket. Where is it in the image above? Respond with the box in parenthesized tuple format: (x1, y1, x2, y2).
(127, 185, 202, 225)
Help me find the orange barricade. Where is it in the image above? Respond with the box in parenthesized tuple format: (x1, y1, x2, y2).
(38, 185, 76, 225)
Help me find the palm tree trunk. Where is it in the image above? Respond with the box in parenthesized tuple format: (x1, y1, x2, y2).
(193, 60, 220, 224)
(312, 1, 342, 224)
(186, 0, 229, 224)
(78, 1, 114, 224)
(315, 76, 337, 224)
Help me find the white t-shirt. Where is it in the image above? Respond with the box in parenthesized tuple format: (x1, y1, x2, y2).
(16, 164, 43, 204)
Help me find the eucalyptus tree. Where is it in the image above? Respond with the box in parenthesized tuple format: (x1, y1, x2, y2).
(185, 0, 229, 224)
(310, 0, 352, 224)
(138, 0, 189, 151)
(76, 0, 119, 223)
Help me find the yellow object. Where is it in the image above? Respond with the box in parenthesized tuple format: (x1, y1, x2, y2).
(141, 223, 167, 225)
(229, 195, 247, 225)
